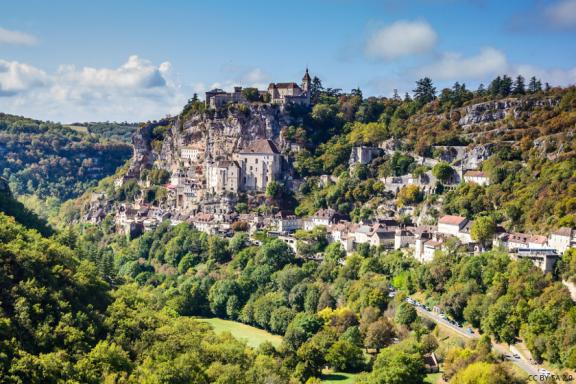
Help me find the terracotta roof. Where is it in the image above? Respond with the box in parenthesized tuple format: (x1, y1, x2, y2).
(240, 139, 280, 154)
(438, 215, 467, 226)
(529, 235, 548, 244)
(464, 170, 487, 178)
(425, 240, 443, 247)
(508, 233, 530, 244)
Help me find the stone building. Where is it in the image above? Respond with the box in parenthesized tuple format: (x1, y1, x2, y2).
(206, 160, 240, 194)
(233, 139, 282, 192)
(349, 146, 383, 167)
(181, 145, 203, 163)
(205, 87, 246, 109)
(267, 69, 311, 106)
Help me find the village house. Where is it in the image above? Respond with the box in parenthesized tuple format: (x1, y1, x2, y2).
(304, 208, 344, 230)
(273, 211, 302, 233)
(190, 212, 216, 234)
(413, 226, 441, 262)
(327, 221, 356, 252)
(437, 215, 469, 237)
(499, 232, 549, 249)
(394, 228, 416, 250)
(463, 170, 490, 186)
(233, 139, 283, 192)
(549, 227, 576, 254)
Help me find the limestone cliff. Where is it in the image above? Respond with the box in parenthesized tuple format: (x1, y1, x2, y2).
(130, 104, 293, 175)
(459, 97, 559, 127)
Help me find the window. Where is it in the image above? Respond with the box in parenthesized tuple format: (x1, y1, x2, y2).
(255, 159, 258, 164)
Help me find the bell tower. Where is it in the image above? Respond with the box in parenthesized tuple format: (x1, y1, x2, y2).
(302, 68, 311, 92)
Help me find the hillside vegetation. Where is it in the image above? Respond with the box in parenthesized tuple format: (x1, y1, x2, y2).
(0, 113, 132, 205)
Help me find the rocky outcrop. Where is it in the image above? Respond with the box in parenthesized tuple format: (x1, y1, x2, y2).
(130, 104, 293, 175)
(459, 97, 559, 127)
(127, 119, 174, 177)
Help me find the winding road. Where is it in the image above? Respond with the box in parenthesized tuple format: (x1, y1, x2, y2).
(412, 303, 546, 378)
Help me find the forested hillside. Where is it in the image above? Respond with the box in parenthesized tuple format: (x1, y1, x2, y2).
(0, 114, 132, 205)
(287, 78, 576, 232)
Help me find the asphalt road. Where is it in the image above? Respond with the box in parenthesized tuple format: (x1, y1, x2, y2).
(413, 304, 545, 378)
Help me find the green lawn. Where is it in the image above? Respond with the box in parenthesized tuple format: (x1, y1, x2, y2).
(424, 372, 442, 384)
(197, 317, 283, 348)
(320, 371, 358, 383)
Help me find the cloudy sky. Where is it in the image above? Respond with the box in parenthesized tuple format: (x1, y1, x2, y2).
(1, 0, 575, 122)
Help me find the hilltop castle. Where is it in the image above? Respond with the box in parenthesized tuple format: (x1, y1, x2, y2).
(205, 68, 312, 109)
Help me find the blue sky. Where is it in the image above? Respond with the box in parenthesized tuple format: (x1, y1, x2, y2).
(1, 0, 575, 122)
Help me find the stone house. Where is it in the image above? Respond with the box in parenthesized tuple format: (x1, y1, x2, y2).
(304, 208, 343, 230)
(549, 227, 576, 254)
(438, 215, 469, 237)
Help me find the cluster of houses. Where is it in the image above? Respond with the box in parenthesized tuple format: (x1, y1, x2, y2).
(98, 69, 574, 275)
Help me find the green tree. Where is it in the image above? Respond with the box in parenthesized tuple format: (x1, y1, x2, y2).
(395, 302, 417, 326)
(242, 87, 261, 102)
(432, 162, 454, 183)
(326, 340, 364, 372)
(365, 318, 395, 353)
(471, 216, 496, 249)
(413, 77, 436, 104)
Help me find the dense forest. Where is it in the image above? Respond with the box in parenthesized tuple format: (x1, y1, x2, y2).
(75, 122, 139, 143)
(0, 113, 132, 207)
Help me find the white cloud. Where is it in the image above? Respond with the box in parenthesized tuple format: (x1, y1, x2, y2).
(513, 64, 576, 86)
(365, 20, 437, 60)
(0, 56, 187, 122)
(0, 60, 49, 95)
(416, 47, 508, 80)
(0, 27, 37, 45)
(545, 0, 576, 27)
(207, 67, 271, 92)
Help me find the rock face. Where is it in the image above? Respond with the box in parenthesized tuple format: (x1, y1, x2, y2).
(127, 119, 170, 177)
(129, 104, 293, 175)
(459, 97, 558, 127)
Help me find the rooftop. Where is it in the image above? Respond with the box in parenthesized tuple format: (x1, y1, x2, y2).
(438, 215, 467, 226)
(240, 139, 280, 154)
(553, 227, 573, 237)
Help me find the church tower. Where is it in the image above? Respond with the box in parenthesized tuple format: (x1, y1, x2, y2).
(302, 68, 311, 92)
(302, 68, 312, 105)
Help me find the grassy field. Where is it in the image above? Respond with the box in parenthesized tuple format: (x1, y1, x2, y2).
(197, 317, 282, 348)
(424, 372, 443, 383)
(320, 370, 359, 383)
